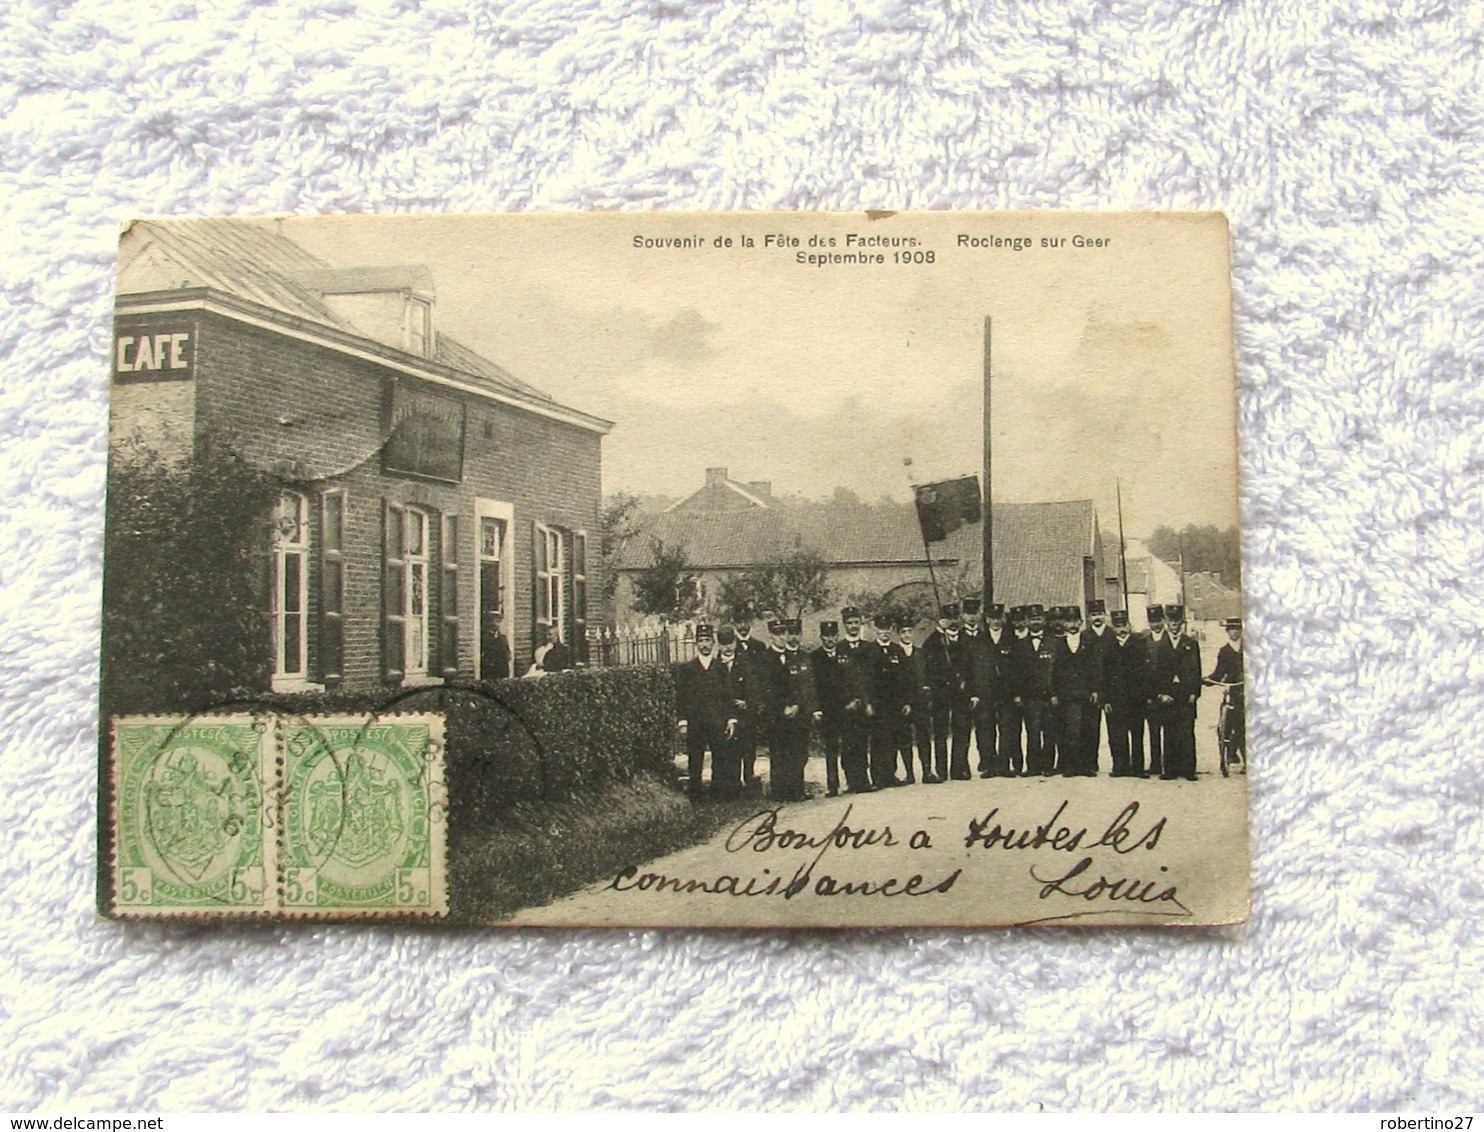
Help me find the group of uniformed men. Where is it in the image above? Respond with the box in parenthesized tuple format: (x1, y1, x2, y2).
(676, 597, 1244, 801)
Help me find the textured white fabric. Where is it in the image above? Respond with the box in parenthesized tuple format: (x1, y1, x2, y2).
(2, 0, 1482, 1112)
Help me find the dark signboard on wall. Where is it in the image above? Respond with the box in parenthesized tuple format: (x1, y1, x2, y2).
(384, 381, 466, 483)
(113, 320, 197, 383)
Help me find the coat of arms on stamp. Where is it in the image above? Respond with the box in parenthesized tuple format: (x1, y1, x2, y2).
(111, 717, 273, 915)
(107, 712, 445, 918)
(280, 716, 447, 915)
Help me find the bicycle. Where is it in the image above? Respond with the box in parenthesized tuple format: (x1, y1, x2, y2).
(1206, 679, 1245, 777)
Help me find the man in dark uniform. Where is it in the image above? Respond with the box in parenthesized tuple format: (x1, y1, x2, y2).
(1041, 607, 1067, 770)
(480, 612, 513, 682)
(945, 602, 978, 780)
(1143, 604, 1167, 778)
(998, 605, 1028, 775)
(1084, 599, 1116, 766)
(1103, 610, 1152, 777)
(675, 624, 734, 797)
(958, 597, 997, 778)
(1205, 616, 1245, 764)
(975, 601, 1011, 777)
(713, 626, 755, 797)
(730, 605, 768, 786)
(836, 606, 874, 791)
(811, 620, 856, 797)
(867, 613, 909, 788)
(896, 614, 934, 785)
(1008, 604, 1057, 776)
(1051, 605, 1104, 776)
(1153, 603, 1202, 780)
(921, 602, 961, 784)
(760, 617, 818, 801)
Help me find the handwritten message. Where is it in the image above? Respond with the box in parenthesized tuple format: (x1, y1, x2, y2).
(609, 798, 1190, 922)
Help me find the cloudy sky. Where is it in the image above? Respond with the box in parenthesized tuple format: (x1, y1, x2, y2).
(287, 212, 1240, 538)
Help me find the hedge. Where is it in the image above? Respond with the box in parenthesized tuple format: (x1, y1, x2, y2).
(156, 665, 679, 814)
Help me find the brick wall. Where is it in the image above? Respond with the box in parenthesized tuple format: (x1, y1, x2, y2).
(192, 312, 603, 693)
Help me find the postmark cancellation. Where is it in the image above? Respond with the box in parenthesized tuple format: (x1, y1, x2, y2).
(107, 713, 446, 919)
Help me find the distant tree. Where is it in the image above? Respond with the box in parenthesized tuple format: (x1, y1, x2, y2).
(598, 491, 643, 602)
(1147, 523, 1242, 587)
(725, 548, 833, 620)
(716, 573, 760, 627)
(630, 540, 701, 622)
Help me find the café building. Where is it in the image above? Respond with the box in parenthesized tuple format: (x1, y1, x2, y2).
(110, 218, 611, 692)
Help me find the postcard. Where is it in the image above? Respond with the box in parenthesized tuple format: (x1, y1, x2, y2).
(99, 211, 1247, 927)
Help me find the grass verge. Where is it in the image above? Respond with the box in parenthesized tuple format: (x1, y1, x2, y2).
(450, 775, 763, 922)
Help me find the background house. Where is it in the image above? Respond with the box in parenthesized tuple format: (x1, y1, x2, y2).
(613, 468, 1116, 639)
(108, 219, 611, 699)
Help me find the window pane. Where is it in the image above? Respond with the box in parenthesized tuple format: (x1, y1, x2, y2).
(410, 562, 426, 616)
(481, 518, 502, 561)
(284, 553, 303, 613)
(284, 614, 302, 675)
(408, 512, 425, 557)
(276, 493, 306, 547)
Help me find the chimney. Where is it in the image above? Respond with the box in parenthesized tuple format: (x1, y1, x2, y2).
(705, 467, 728, 488)
(747, 481, 772, 497)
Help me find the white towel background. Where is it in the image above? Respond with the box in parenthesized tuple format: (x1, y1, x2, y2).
(1, 0, 1481, 1111)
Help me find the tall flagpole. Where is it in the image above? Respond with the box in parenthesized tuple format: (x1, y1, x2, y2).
(982, 316, 993, 604)
(1117, 479, 1130, 612)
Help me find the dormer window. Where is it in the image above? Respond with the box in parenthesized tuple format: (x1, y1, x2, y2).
(406, 296, 432, 359)
(298, 265, 436, 360)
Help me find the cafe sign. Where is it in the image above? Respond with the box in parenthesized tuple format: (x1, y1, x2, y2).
(114, 326, 194, 382)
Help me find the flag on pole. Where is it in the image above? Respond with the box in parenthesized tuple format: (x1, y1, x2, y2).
(914, 475, 982, 543)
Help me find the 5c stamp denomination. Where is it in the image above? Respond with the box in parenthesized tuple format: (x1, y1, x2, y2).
(107, 712, 445, 919)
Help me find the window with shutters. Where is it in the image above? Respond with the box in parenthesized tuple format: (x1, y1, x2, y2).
(271, 491, 313, 691)
(405, 509, 431, 677)
(385, 502, 448, 684)
(477, 502, 514, 682)
(534, 521, 577, 654)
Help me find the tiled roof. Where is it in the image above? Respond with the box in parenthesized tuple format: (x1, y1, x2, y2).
(120, 218, 550, 402)
(618, 498, 1098, 608)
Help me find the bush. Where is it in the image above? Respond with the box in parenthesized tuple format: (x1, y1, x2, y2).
(101, 433, 282, 715)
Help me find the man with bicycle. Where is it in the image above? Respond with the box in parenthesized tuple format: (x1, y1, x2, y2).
(1204, 617, 1245, 772)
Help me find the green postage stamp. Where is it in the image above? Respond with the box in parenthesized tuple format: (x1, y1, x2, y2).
(109, 713, 446, 919)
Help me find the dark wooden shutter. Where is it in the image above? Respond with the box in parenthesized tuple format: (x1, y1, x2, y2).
(533, 520, 550, 629)
(383, 501, 406, 683)
(440, 512, 460, 679)
(320, 490, 347, 687)
(572, 529, 588, 665)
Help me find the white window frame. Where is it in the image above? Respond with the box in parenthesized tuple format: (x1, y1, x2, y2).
(543, 525, 566, 643)
(405, 297, 432, 359)
(271, 491, 320, 693)
(404, 508, 431, 678)
(474, 499, 514, 678)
